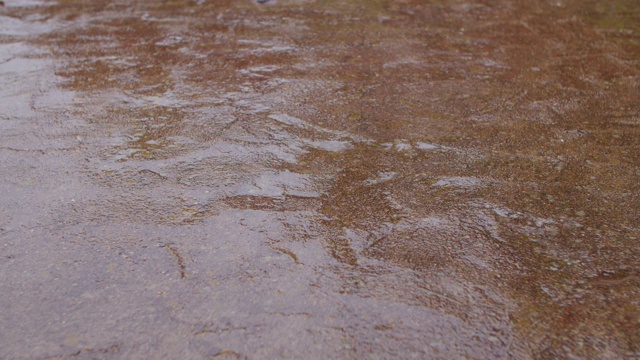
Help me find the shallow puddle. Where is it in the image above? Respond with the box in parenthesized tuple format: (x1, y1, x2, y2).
(1, 0, 639, 358)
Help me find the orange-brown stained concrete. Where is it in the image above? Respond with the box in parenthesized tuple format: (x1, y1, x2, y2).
(0, 0, 639, 358)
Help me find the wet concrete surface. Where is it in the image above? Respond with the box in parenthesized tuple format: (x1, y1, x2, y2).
(0, 0, 639, 358)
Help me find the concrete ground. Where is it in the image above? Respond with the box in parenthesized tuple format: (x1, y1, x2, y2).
(1, 0, 639, 358)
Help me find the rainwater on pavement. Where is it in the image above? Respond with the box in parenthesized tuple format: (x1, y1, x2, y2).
(0, 0, 639, 358)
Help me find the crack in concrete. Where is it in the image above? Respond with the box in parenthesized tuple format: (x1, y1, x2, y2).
(161, 243, 186, 278)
